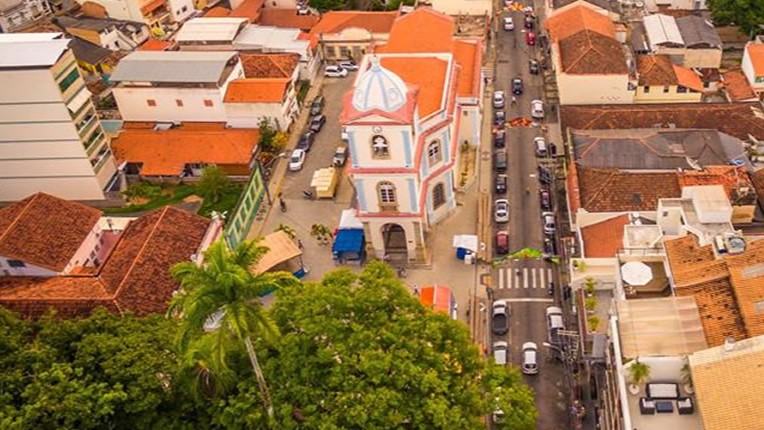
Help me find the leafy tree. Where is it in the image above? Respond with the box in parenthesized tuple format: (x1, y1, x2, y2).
(168, 239, 298, 419)
(196, 165, 230, 205)
(218, 262, 536, 429)
(707, 0, 764, 37)
(308, 0, 350, 12)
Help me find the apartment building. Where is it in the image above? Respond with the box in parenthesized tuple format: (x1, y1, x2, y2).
(0, 33, 117, 203)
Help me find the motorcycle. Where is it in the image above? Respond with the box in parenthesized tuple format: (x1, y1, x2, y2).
(302, 190, 314, 200)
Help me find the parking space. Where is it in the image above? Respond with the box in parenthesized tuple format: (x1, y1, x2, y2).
(281, 74, 356, 201)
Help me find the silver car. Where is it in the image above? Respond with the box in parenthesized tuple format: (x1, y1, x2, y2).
(493, 91, 506, 109)
(522, 342, 539, 375)
(494, 199, 509, 223)
(493, 341, 508, 365)
(531, 99, 544, 119)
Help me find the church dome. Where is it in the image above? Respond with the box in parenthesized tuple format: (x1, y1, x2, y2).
(351, 56, 408, 113)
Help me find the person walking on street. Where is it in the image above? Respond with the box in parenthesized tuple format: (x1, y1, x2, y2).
(413, 284, 420, 296)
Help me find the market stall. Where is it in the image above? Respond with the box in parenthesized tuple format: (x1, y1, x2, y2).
(310, 167, 339, 199)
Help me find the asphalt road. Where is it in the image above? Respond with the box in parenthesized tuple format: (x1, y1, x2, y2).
(490, 9, 569, 430)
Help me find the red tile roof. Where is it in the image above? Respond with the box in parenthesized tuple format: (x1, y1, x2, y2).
(580, 214, 629, 258)
(111, 124, 259, 176)
(576, 166, 681, 212)
(0, 193, 101, 272)
(637, 55, 677, 86)
(560, 103, 764, 141)
(452, 37, 483, 97)
(746, 43, 764, 77)
(239, 53, 300, 78)
(723, 70, 757, 101)
(376, 8, 453, 53)
(138, 38, 174, 51)
(310, 10, 398, 35)
(546, 4, 615, 42)
(205, 6, 231, 17)
(673, 64, 704, 92)
(258, 8, 319, 31)
(381, 56, 449, 118)
(0, 206, 211, 318)
(229, 0, 264, 22)
(558, 30, 628, 74)
(225, 78, 290, 103)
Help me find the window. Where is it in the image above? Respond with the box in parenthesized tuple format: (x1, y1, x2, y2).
(371, 135, 389, 158)
(147, 99, 157, 107)
(432, 183, 446, 209)
(58, 68, 80, 92)
(176, 99, 184, 107)
(428, 140, 442, 165)
(181, 5, 188, 12)
(204, 99, 214, 107)
(643, 86, 650, 93)
(663, 85, 670, 93)
(7, 260, 26, 268)
(677, 86, 687, 93)
(378, 181, 397, 204)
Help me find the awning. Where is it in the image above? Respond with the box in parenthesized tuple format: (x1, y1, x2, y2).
(252, 231, 302, 274)
(66, 88, 92, 113)
(452, 234, 478, 252)
(332, 229, 364, 253)
(339, 209, 363, 230)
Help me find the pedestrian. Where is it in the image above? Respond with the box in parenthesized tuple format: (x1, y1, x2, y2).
(511, 95, 517, 105)
(413, 284, 420, 296)
(297, 239, 304, 250)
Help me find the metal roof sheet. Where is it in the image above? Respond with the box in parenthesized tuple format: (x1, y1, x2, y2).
(0, 35, 70, 68)
(175, 17, 248, 42)
(643, 14, 683, 50)
(109, 51, 237, 83)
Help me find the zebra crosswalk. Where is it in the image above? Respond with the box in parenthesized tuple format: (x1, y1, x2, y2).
(496, 267, 555, 290)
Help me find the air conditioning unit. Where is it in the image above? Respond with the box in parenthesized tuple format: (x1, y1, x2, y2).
(714, 235, 727, 254)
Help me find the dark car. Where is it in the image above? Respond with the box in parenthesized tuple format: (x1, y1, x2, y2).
(512, 77, 523, 95)
(494, 150, 507, 172)
(529, 59, 540, 75)
(543, 238, 557, 255)
(524, 15, 534, 29)
(493, 129, 506, 148)
(496, 231, 509, 255)
(309, 115, 326, 133)
(297, 131, 315, 152)
(538, 165, 552, 184)
(540, 189, 552, 211)
(309, 96, 324, 116)
(492, 300, 510, 335)
(495, 174, 507, 194)
(494, 110, 506, 126)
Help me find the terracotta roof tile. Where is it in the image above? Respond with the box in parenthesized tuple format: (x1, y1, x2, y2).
(204, 6, 231, 17)
(0, 193, 101, 272)
(111, 124, 259, 176)
(722, 70, 757, 101)
(559, 30, 628, 74)
(376, 8, 453, 53)
(750, 169, 764, 207)
(746, 43, 764, 76)
(239, 53, 300, 78)
(560, 103, 764, 141)
(229, 0, 264, 22)
(0, 206, 211, 318)
(576, 166, 681, 212)
(546, 4, 615, 42)
(673, 64, 704, 92)
(637, 55, 677, 86)
(258, 8, 319, 31)
(380, 56, 449, 118)
(678, 166, 755, 203)
(452, 38, 483, 97)
(310, 10, 398, 35)
(224, 78, 290, 102)
(580, 214, 629, 258)
(296, 31, 318, 49)
(138, 38, 174, 51)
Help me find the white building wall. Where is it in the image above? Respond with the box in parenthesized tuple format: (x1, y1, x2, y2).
(0, 256, 57, 277)
(86, 0, 144, 22)
(263, 0, 296, 8)
(167, 0, 193, 22)
(113, 86, 228, 122)
(426, 0, 491, 15)
(682, 48, 721, 69)
(742, 46, 764, 94)
(345, 123, 415, 168)
(225, 100, 291, 129)
(558, 73, 633, 104)
(355, 173, 420, 214)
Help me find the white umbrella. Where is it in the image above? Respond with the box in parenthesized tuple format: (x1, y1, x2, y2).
(621, 261, 653, 286)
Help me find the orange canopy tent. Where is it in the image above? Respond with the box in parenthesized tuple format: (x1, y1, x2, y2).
(420, 285, 456, 319)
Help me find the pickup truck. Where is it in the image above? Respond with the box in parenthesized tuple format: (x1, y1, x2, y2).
(492, 300, 510, 335)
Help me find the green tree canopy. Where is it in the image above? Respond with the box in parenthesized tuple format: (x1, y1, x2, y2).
(196, 165, 230, 205)
(707, 0, 764, 36)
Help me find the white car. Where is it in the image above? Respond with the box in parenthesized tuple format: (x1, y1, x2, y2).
(324, 65, 348, 78)
(542, 211, 556, 235)
(338, 60, 359, 71)
(288, 149, 306, 171)
(493, 91, 506, 109)
(503, 17, 514, 31)
(531, 99, 545, 120)
(493, 341, 508, 365)
(494, 199, 509, 223)
(521, 342, 539, 375)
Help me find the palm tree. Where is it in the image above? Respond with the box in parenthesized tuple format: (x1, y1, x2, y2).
(168, 239, 297, 418)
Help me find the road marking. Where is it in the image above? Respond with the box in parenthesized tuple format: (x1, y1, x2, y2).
(547, 268, 553, 285)
(498, 268, 505, 289)
(539, 267, 545, 287)
(515, 269, 521, 288)
(503, 298, 555, 303)
(523, 268, 529, 288)
(532, 268, 537, 288)
(507, 269, 513, 289)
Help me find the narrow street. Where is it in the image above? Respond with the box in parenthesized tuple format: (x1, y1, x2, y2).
(490, 5, 569, 429)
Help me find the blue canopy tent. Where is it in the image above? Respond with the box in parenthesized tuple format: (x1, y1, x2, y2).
(332, 229, 365, 262)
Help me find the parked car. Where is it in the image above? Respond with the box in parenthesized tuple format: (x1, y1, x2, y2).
(309, 114, 326, 133)
(338, 60, 358, 71)
(492, 300, 510, 335)
(494, 109, 506, 127)
(524, 15, 534, 29)
(288, 148, 306, 171)
(531, 99, 544, 119)
(503, 16, 514, 31)
(546, 306, 564, 344)
(493, 340, 508, 365)
(494, 150, 507, 172)
(525, 31, 536, 46)
(538, 165, 552, 184)
(534, 136, 547, 157)
(495, 174, 507, 194)
(310, 96, 324, 116)
(297, 131, 315, 152)
(542, 211, 556, 235)
(521, 342, 539, 375)
(529, 59, 540, 75)
(496, 230, 509, 255)
(540, 189, 552, 211)
(333, 146, 348, 167)
(512, 77, 523, 95)
(495, 199, 509, 223)
(543, 237, 557, 255)
(493, 129, 506, 148)
(493, 90, 505, 109)
(324, 65, 347, 78)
